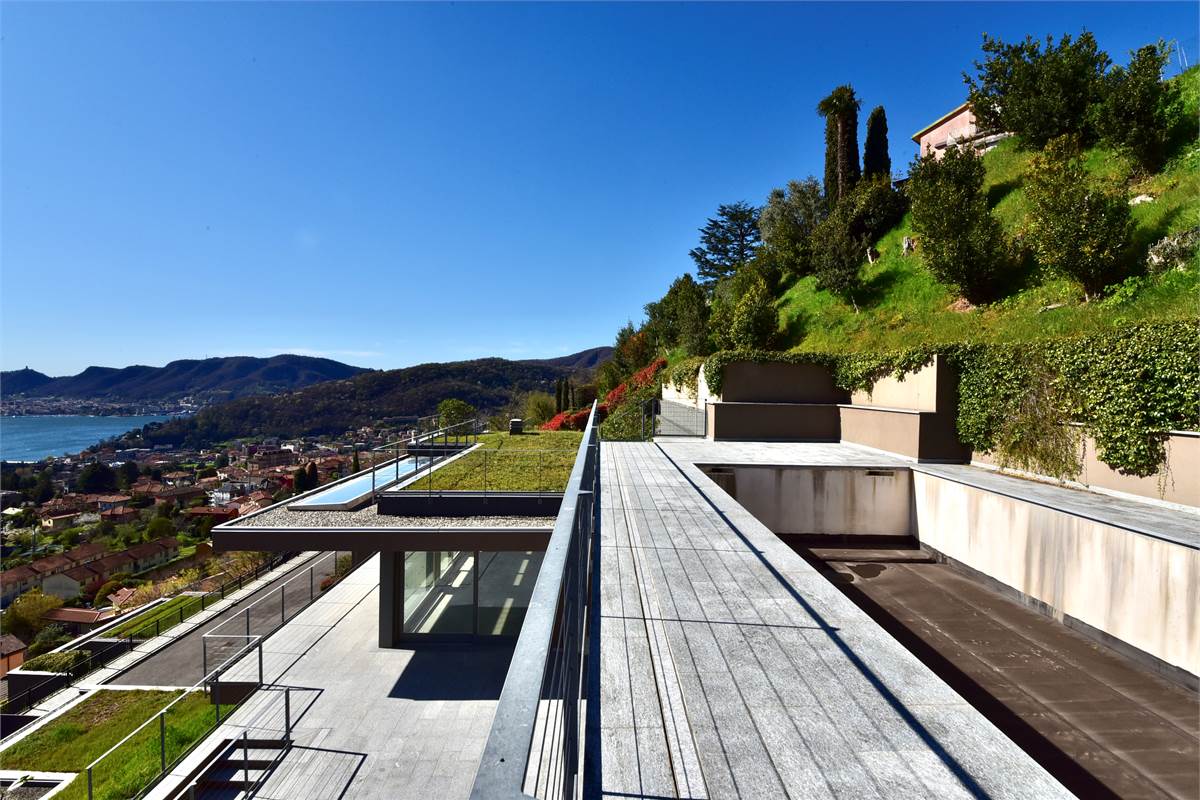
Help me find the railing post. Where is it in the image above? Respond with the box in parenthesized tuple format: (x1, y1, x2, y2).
(285, 686, 292, 741)
(87, 766, 93, 800)
(309, 566, 314, 600)
(258, 637, 264, 685)
(160, 711, 167, 773)
(243, 730, 250, 788)
(245, 608, 251, 637)
(202, 639, 207, 680)
(281, 585, 286, 623)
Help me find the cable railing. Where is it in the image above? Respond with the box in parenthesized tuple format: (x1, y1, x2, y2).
(0, 551, 299, 719)
(200, 551, 353, 680)
(369, 418, 482, 496)
(81, 633, 266, 800)
(469, 401, 600, 800)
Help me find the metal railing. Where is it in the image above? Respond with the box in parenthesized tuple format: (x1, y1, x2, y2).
(201, 551, 353, 680)
(470, 401, 600, 800)
(0, 551, 299, 719)
(403, 447, 578, 497)
(369, 418, 481, 496)
(82, 633, 266, 800)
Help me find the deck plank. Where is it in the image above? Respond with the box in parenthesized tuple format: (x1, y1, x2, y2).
(597, 441, 1074, 800)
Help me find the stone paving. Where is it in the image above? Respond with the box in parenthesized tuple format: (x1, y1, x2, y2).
(148, 555, 513, 800)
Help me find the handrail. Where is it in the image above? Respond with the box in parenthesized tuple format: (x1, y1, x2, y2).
(470, 401, 600, 800)
(84, 633, 265, 798)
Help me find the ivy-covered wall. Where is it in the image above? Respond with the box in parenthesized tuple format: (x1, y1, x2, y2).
(700, 322, 1198, 478)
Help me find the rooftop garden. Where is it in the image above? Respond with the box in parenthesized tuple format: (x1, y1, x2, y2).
(0, 689, 232, 800)
(403, 429, 583, 493)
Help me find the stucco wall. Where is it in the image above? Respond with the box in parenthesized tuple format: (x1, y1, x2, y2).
(704, 465, 912, 536)
(973, 430, 1199, 509)
(719, 362, 848, 404)
(912, 471, 1199, 677)
(850, 357, 943, 412)
(708, 402, 840, 441)
(918, 107, 978, 157)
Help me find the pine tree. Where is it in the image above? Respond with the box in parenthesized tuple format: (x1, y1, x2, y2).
(689, 202, 763, 288)
(862, 105, 891, 180)
(817, 85, 862, 204)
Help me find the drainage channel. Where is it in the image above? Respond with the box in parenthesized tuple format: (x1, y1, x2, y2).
(785, 536, 1200, 800)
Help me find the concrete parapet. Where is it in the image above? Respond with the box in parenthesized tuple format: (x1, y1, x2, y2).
(707, 402, 839, 441)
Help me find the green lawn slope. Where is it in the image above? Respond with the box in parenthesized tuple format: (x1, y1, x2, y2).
(776, 67, 1199, 354)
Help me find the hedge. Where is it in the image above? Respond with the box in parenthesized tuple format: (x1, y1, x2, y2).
(700, 321, 1197, 478)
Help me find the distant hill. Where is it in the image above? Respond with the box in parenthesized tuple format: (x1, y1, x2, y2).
(1, 355, 370, 402)
(521, 346, 613, 370)
(2, 368, 54, 395)
(141, 352, 603, 446)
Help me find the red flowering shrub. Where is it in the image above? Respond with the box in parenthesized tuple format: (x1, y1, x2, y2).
(604, 383, 628, 407)
(630, 358, 668, 388)
(541, 412, 570, 431)
(567, 409, 591, 430)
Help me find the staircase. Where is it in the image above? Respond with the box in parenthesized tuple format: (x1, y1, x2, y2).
(183, 737, 288, 798)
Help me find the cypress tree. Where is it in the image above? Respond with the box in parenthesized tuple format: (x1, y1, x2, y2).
(817, 85, 862, 203)
(305, 461, 318, 489)
(554, 379, 563, 413)
(823, 116, 838, 203)
(862, 105, 891, 180)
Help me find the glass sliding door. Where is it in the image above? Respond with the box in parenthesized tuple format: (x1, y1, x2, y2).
(402, 550, 475, 636)
(477, 551, 543, 637)
(397, 549, 543, 640)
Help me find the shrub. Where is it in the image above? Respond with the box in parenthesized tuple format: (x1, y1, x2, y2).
(1024, 136, 1132, 297)
(523, 392, 557, 425)
(759, 178, 826, 280)
(20, 649, 91, 676)
(437, 398, 476, 427)
(540, 412, 571, 432)
(907, 145, 1012, 303)
(729, 279, 777, 349)
(27, 624, 73, 658)
(630, 358, 668, 389)
(965, 31, 1111, 148)
(845, 176, 907, 244)
(811, 208, 865, 304)
(603, 383, 628, 407)
(1091, 41, 1182, 172)
(1, 590, 63, 641)
(667, 357, 706, 396)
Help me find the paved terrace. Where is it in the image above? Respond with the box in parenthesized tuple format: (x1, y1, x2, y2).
(149, 555, 514, 800)
(599, 440, 1072, 799)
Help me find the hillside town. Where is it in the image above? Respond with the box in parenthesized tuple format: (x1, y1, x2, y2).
(0, 426, 393, 672)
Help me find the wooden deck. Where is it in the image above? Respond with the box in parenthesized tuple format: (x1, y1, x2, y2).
(597, 441, 1073, 800)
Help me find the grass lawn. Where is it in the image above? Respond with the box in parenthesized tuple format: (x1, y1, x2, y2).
(0, 689, 231, 800)
(403, 430, 583, 493)
(774, 67, 1200, 354)
(107, 594, 205, 640)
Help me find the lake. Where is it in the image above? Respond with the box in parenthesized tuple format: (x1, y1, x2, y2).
(0, 414, 174, 462)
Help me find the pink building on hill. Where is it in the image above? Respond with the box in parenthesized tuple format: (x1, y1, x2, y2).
(912, 101, 1010, 160)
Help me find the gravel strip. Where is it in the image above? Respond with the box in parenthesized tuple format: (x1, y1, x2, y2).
(235, 504, 555, 529)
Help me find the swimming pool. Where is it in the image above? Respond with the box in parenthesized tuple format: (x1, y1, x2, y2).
(290, 456, 430, 510)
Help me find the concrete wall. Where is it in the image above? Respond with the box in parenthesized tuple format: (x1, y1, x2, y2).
(839, 405, 971, 462)
(719, 362, 848, 404)
(703, 466, 912, 537)
(912, 471, 1199, 677)
(974, 430, 1200, 509)
(708, 402, 840, 442)
(850, 357, 943, 412)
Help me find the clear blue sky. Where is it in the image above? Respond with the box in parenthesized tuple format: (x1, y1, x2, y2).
(3, 2, 1195, 376)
